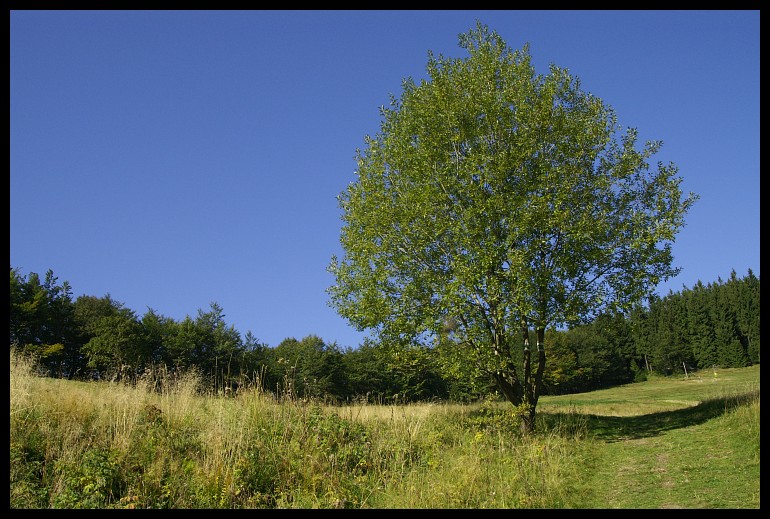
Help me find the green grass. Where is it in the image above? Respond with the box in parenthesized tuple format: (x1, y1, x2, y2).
(540, 366, 760, 508)
(10, 352, 759, 509)
(579, 399, 760, 509)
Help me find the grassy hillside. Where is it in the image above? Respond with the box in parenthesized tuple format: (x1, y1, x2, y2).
(539, 366, 760, 508)
(10, 352, 759, 509)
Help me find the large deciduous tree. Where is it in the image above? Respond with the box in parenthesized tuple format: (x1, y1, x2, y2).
(328, 23, 697, 432)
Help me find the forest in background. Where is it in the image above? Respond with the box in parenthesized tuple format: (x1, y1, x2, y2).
(9, 266, 759, 403)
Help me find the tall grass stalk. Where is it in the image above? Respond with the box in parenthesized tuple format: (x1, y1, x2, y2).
(9, 351, 759, 509)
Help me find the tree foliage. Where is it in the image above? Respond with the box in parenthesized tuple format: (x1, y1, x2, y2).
(328, 22, 698, 431)
(10, 267, 82, 377)
(631, 269, 759, 374)
(8, 264, 759, 402)
(267, 335, 348, 401)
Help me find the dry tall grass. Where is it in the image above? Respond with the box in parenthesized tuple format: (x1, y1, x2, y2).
(9, 350, 759, 509)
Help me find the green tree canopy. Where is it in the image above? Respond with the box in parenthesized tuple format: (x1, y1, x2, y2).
(10, 267, 81, 377)
(328, 22, 697, 431)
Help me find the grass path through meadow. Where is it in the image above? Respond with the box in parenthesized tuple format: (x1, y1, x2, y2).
(577, 391, 760, 509)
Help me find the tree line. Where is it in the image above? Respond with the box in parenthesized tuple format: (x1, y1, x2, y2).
(9, 265, 759, 403)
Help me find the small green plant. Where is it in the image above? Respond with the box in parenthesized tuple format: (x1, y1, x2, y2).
(233, 444, 279, 501)
(52, 448, 122, 508)
(10, 440, 49, 508)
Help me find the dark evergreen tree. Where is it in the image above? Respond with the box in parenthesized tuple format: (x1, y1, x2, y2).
(684, 281, 717, 369)
(738, 269, 761, 363)
(712, 276, 749, 367)
(659, 293, 694, 373)
(728, 269, 760, 364)
(588, 311, 637, 387)
(10, 267, 83, 377)
(628, 300, 654, 380)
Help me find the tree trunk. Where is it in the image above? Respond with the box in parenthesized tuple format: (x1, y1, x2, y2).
(492, 369, 523, 406)
(490, 323, 547, 434)
(520, 325, 546, 434)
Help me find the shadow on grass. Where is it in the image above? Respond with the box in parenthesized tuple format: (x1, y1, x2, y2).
(541, 389, 759, 442)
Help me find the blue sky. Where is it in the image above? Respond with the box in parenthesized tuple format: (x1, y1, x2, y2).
(10, 10, 760, 349)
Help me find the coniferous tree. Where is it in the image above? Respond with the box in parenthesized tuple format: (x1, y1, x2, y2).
(10, 267, 82, 377)
(712, 277, 749, 367)
(740, 269, 761, 363)
(729, 269, 760, 364)
(628, 299, 654, 379)
(685, 281, 718, 369)
(589, 311, 636, 387)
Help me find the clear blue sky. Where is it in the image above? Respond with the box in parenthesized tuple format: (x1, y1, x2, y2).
(10, 10, 760, 349)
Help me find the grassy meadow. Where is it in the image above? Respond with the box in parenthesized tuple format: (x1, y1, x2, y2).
(9, 351, 759, 509)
